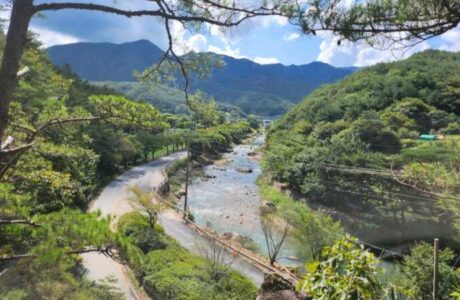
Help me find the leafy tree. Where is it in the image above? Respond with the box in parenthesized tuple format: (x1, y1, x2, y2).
(298, 236, 383, 299)
(247, 115, 262, 130)
(117, 212, 168, 253)
(128, 187, 162, 230)
(189, 91, 223, 127)
(394, 242, 460, 299)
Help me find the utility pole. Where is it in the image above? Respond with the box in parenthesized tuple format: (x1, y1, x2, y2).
(433, 238, 439, 300)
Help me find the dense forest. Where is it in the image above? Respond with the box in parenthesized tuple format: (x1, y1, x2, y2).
(0, 31, 257, 299)
(264, 50, 460, 247)
(94, 81, 245, 118)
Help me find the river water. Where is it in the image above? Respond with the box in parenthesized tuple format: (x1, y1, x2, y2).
(178, 135, 299, 265)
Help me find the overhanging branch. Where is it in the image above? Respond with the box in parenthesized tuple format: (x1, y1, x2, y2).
(0, 219, 40, 227)
(0, 247, 118, 261)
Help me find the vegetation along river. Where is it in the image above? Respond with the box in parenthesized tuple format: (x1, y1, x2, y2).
(178, 134, 399, 278)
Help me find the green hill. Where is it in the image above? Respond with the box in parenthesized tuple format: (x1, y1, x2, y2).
(264, 50, 460, 247)
(93, 81, 245, 118)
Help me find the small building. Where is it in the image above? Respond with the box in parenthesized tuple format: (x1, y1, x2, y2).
(419, 134, 438, 141)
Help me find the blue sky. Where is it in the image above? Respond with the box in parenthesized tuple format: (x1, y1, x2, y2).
(23, 0, 460, 67)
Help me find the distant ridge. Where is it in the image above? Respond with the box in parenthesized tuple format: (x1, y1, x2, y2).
(47, 40, 356, 116)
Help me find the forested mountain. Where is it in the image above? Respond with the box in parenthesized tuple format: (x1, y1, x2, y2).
(264, 50, 460, 247)
(48, 40, 164, 81)
(47, 40, 355, 116)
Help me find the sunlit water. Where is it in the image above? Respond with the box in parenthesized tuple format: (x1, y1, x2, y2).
(179, 135, 299, 265)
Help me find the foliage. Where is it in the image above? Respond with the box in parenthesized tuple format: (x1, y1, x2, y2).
(264, 50, 460, 246)
(190, 121, 252, 158)
(298, 236, 383, 299)
(394, 242, 460, 299)
(93, 81, 245, 118)
(0, 210, 116, 299)
(0, 35, 181, 298)
(128, 187, 162, 229)
(189, 91, 223, 127)
(117, 212, 258, 300)
(258, 179, 342, 261)
(117, 212, 168, 254)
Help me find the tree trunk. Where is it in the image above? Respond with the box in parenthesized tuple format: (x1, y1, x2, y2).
(0, 0, 34, 143)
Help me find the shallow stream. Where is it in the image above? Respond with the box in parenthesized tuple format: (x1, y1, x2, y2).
(178, 135, 299, 265)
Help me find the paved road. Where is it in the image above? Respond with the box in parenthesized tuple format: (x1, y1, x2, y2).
(82, 151, 264, 300)
(82, 152, 185, 300)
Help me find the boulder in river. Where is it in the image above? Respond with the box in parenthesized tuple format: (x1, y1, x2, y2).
(236, 166, 253, 173)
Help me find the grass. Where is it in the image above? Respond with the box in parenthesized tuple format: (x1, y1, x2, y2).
(258, 178, 295, 207)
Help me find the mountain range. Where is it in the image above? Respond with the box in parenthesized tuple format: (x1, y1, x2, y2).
(48, 40, 356, 116)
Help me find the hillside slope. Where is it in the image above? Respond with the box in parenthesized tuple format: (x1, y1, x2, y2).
(93, 81, 245, 117)
(264, 50, 460, 247)
(48, 40, 163, 81)
(47, 40, 355, 116)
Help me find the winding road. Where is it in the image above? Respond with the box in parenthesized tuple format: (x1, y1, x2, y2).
(82, 151, 265, 300)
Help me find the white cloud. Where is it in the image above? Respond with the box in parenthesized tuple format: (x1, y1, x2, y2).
(208, 45, 245, 59)
(439, 25, 460, 52)
(354, 42, 430, 66)
(316, 31, 432, 67)
(260, 15, 288, 28)
(316, 32, 354, 66)
(284, 32, 301, 42)
(170, 21, 208, 55)
(208, 45, 279, 64)
(31, 26, 81, 47)
(253, 56, 279, 64)
(188, 34, 208, 52)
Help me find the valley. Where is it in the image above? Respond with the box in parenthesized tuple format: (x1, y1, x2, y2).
(48, 40, 355, 117)
(2, 1, 460, 299)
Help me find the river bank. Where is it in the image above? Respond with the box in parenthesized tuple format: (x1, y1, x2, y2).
(169, 133, 402, 278)
(170, 134, 300, 266)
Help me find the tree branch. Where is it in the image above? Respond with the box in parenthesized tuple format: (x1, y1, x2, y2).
(32, 2, 255, 27)
(0, 219, 40, 227)
(0, 247, 117, 261)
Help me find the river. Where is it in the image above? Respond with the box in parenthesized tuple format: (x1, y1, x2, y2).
(178, 135, 299, 265)
(179, 134, 399, 278)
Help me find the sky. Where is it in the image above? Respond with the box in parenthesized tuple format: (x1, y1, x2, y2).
(5, 0, 460, 67)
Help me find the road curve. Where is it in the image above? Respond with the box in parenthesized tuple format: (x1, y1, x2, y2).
(82, 152, 186, 300)
(82, 151, 264, 299)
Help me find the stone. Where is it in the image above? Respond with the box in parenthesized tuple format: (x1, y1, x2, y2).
(256, 273, 307, 300)
(236, 167, 253, 173)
